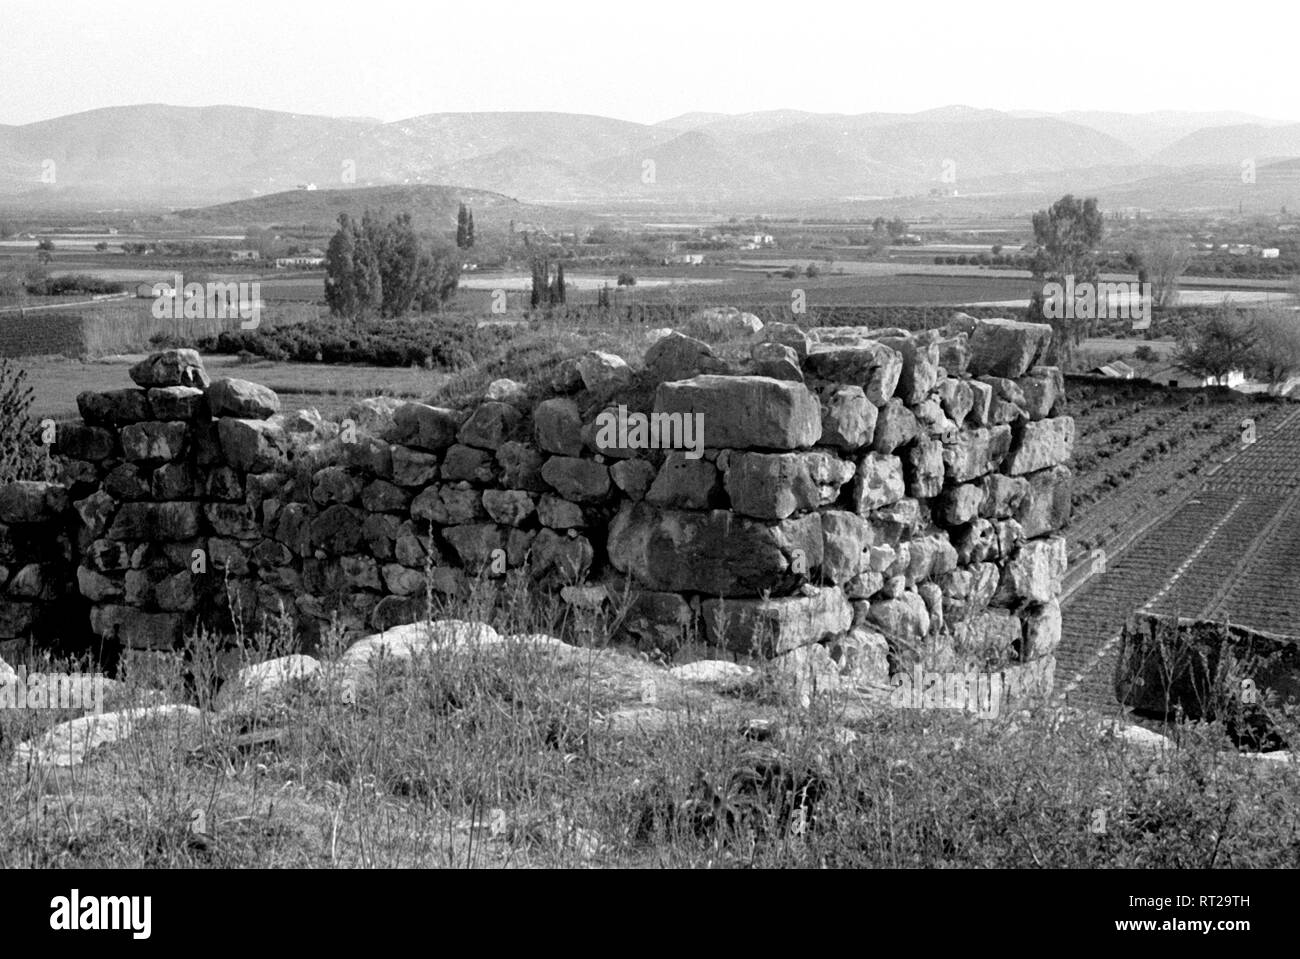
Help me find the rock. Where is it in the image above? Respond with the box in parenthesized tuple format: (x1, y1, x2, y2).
(576, 351, 632, 396)
(540, 456, 610, 502)
(89, 606, 185, 649)
(852, 453, 905, 512)
(391, 446, 440, 487)
(107, 501, 200, 541)
(820, 510, 871, 583)
(217, 418, 288, 473)
(819, 386, 877, 451)
(206, 378, 280, 418)
(692, 306, 763, 338)
(536, 493, 584, 529)
(361, 479, 412, 513)
(669, 660, 754, 684)
(1000, 536, 1067, 604)
(309, 504, 364, 554)
(951, 609, 1021, 663)
(870, 399, 918, 454)
(390, 403, 462, 452)
(867, 592, 931, 664)
(967, 318, 1053, 378)
(214, 655, 320, 713)
(936, 334, 970, 375)
(805, 341, 903, 405)
(128, 349, 208, 389)
(457, 401, 521, 451)
(529, 529, 593, 584)
(1005, 417, 1075, 475)
(12, 704, 203, 768)
(610, 458, 656, 501)
(482, 489, 536, 527)
(646, 453, 720, 510)
(77, 388, 150, 424)
(54, 424, 117, 461)
(148, 386, 207, 420)
(903, 435, 945, 499)
(484, 378, 529, 407)
(120, 421, 187, 463)
(411, 486, 486, 525)
(876, 336, 939, 406)
(967, 379, 994, 426)
(725, 451, 852, 520)
(534, 398, 585, 456)
(1017, 367, 1064, 420)
(1016, 465, 1072, 537)
(311, 466, 362, 506)
(643, 332, 719, 383)
(773, 642, 842, 707)
(942, 426, 1013, 483)
(936, 378, 974, 428)
(344, 396, 405, 436)
(440, 444, 497, 483)
(759, 322, 812, 359)
(831, 627, 891, 688)
(443, 524, 506, 569)
(608, 502, 821, 596)
(979, 474, 1031, 519)
(654, 375, 821, 451)
(751, 342, 803, 381)
(619, 591, 697, 651)
(941, 484, 985, 525)
(1023, 600, 1062, 658)
(701, 587, 852, 655)
(382, 564, 427, 597)
(495, 441, 548, 492)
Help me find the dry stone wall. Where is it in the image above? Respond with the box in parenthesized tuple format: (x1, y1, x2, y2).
(0, 315, 1074, 702)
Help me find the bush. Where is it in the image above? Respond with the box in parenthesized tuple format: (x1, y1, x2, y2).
(617, 273, 637, 287)
(0, 359, 50, 483)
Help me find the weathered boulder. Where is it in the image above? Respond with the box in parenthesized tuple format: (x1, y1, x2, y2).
(217, 418, 288, 473)
(128, 349, 209, 389)
(702, 587, 852, 655)
(852, 453, 905, 513)
(725, 450, 853, 520)
(643, 331, 720, 384)
(608, 502, 821, 596)
(207, 378, 281, 419)
(576, 350, 633, 396)
(390, 403, 462, 452)
(534, 398, 585, 456)
(654, 375, 821, 450)
(646, 453, 720, 510)
(540, 456, 611, 502)
(458, 401, 521, 451)
(967, 318, 1052, 378)
(819, 386, 877, 451)
(943, 426, 1012, 483)
(1005, 417, 1075, 475)
(77, 388, 149, 425)
(805, 342, 902, 405)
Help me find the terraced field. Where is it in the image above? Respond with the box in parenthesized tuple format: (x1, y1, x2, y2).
(1058, 402, 1300, 712)
(1065, 380, 1289, 566)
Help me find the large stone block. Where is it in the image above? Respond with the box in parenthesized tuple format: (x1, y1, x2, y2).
(607, 502, 821, 596)
(653, 375, 821, 451)
(852, 453, 905, 513)
(77, 389, 149, 425)
(217, 418, 288, 473)
(701, 587, 851, 655)
(942, 425, 1012, 483)
(647, 453, 721, 510)
(804, 342, 902, 406)
(540, 456, 610, 503)
(1005, 417, 1075, 475)
(533, 398, 585, 456)
(967, 318, 1053, 378)
(389, 403, 463, 452)
(0, 481, 68, 524)
(121, 421, 188, 463)
(1016, 465, 1072, 537)
(107, 501, 200, 541)
(819, 385, 877, 451)
(55, 424, 117, 461)
(207, 378, 281, 419)
(725, 451, 852, 520)
(457, 401, 521, 451)
(128, 349, 208, 389)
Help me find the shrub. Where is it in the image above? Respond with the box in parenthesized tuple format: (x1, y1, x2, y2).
(0, 359, 50, 483)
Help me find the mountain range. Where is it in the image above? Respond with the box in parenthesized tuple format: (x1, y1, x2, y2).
(2, 104, 1298, 212)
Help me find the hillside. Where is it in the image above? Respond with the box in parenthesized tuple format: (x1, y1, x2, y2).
(164, 184, 585, 237)
(7, 103, 1295, 209)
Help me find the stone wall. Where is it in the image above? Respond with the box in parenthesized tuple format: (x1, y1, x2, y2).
(0, 313, 1074, 700)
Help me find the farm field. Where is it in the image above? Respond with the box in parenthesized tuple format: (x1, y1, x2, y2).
(1064, 380, 1291, 564)
(1058, 403, 1300, 711)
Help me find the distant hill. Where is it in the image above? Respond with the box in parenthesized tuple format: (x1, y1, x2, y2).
(162, 184, 585, 239)
(1, 103, 1297, 211)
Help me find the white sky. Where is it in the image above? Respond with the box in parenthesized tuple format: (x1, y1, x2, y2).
(3, 0, 1297, 125)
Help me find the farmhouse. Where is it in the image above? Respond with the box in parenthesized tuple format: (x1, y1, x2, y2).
(275, 248, 326, 268)
(229, 249, 259, 261)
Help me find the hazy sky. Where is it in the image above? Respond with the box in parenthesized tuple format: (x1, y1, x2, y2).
(3, 0, 1296, 125)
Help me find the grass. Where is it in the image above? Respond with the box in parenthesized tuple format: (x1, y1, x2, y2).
(1, 568, 1297, 869)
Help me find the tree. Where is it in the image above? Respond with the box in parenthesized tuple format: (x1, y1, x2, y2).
(617, 272, 636, 287)
(465, 209, 474, 249)
(456, 203, 470, 249)
(94, 241, 109, 252)
(36, 238, 54, 252)
(805, 262, 821, 279)
(1134, 235, 1192, 309)
(325, 210, 459, 319)
(1248, 308, 1300, 392)
(1027, 194, 1105, 364)
(1173, 305, 1254, 386)
(552, 262, 566, 305)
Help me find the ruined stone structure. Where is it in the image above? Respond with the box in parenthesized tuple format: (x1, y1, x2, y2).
(0, 315, 1073, 703)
